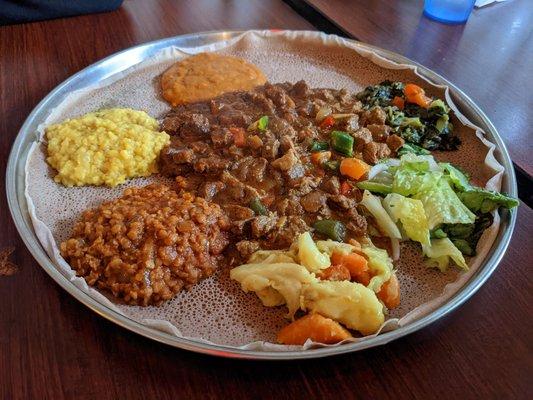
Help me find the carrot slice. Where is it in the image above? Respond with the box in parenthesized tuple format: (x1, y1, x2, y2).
(377, 273, 400, 309)
(404, 83, 432, 108)
(340, 181, 352, 196)
(319, 115, 335, 129)
(331, 252, 370, 286)
(311, 151, 331, 166)
(340, 158, 370, 180)
(277, 314, 352, 345)
(317, 264, 351, 281)
(392, 96, 405, 110)
(229, 127, 246, 147)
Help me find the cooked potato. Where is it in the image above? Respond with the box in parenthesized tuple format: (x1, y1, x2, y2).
(277, 313, 352, 345)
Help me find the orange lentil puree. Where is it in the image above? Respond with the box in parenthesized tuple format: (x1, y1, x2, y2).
(60, 184, 230, 305)
(161, 52, 267, 106)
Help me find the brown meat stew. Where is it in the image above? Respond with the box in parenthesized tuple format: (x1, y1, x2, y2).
(160, 81, 404, 261)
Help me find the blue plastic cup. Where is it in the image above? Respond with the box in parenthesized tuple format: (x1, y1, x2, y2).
(424, 0, 476, 24)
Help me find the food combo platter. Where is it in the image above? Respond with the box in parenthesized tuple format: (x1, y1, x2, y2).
(6, 30, 517, 359)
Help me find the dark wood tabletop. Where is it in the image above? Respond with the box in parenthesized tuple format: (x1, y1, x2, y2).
(0, 1, 531, 399)
(293, 0, 533, 178)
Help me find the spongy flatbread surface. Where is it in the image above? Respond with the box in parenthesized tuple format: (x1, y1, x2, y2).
(25, 31, 504, 349)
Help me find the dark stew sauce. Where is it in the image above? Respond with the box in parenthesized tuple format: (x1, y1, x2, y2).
(159, 81, 406, 262)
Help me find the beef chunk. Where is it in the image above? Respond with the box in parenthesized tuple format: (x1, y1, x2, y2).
(386, 134, 405, 153)
(275, 196, 304, 216)
(162, 112, 210, 138)
(289, 175, 321, 196)
(232, 156, 267, 182)
(336, 115, 359, 133)
(286, 164, 306, 184)
(291, 80, 310, 98)
(363, 142, 391, 164)
(236, 240, 260, 260)
(220, 171, 260, 204)
(211, 128, 233, 147)
(261, 137, 280, 160)
(321, 176, 341, 195)
(346, 214, 367, 237)
(198, 181, 225, 201)
(223, 204, 255, 220)
(249, 92, 275, 114)
(280, 136, 296, 153)
(218, 109, 251, 127)
(247, 135, 263, 150)
(251, 215, 278, 238)
(272, 149, 298, 171)
(351, 128, 373, 152)
(267, 216, 309, 248)
(268, 117, 297, 140)
(193, 156, 231, 174)
(365, 107, 387, 125)
(366, 124, 391, 142)
(300, 191, 327, 213)
(328, 194, 357, 210)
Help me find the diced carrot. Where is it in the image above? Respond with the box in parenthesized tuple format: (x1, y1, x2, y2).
(339, 158, 370, 180)
(331, 252, 370, 286)
(404, 83, 432, 108)
(377, 273, 400, 309)
(317, 264, 351, 281)
(392, 96, 405, 110)
(229, 127, 246, 147)
(404, 83, 424, 97)
(310, 151, 331, 166)
(340, 181, 352, 196)
(319, 115, 335, 129)
(277, 313, 352, 345)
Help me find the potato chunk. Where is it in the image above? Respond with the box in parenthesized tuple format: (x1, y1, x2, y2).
(277, 314, 352, 345)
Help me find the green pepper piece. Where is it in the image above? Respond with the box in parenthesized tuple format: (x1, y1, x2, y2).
(309, 141, 329, 152)
(313, 219, 346, 242)
(248, 115, 269, 131)
(330, 130, 354, 156)
(250, 198, 268, 216)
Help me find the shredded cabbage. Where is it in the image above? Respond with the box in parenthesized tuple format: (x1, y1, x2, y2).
(360, 190, 402, 239)
(383, 193, 430, 246)
(297, 232, 331, 272)
(422, 238, 468, 272)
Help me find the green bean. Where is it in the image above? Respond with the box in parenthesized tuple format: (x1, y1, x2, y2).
(313, 219, 346, 242)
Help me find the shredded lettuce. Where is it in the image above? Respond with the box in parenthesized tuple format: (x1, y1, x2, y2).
(392, 154, 442, 196)
(440, 162, 471, 191)
(459, 188, 519, 213)
(383, 193, 430, 246)
(414, 179, 476, 229)
(360, 190, 402, 239)
(422, 238, 468, 272)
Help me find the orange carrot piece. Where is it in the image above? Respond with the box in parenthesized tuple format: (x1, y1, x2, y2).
(229, 127, 246, 147)
(392, 96, 405, 110)
(340, 181, 352, 196)
(319, 115, 335, 129)
(317, 264, 351, 281)
(310, 151, 331, 166)
(404, 83, 432, 108)
(277, 314, 352, 345)
(331, 252, 370, 286)
(377, 273, 400, 309)
(340, 158, 370, 180)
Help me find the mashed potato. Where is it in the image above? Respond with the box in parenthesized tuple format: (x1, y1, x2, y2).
(46, 108, 170, 187)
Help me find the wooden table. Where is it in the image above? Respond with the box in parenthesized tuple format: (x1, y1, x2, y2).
(0, 1, 531, 398)
(292, 0, 533, 178)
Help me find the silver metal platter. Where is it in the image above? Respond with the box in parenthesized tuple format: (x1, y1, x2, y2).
(6, 30, 517, 360)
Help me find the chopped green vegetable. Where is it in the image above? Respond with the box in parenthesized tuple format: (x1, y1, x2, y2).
(428, 99, 449, 115)
(309, 141, 329, 152)
(324, 160, 340, 173)
(431, 228, 447, 239)
(360, 190, 402, 239)
(383, 106, 405, 127)
(440, 213, 493, 256)
(401, 117, 424, 129)
(313, 219, 346, 242)
(250, 198, 268, 216)
(422, 238, 468, 272)
(414, 179, 476, 230)
(459, 188, 519, 213)
(356, 80, 405, 108)
(248, 115, 269, 131)
(383, 193, 431, 246)
(330, 130, 354, 156)
(397, 143, 431, 156)
(450, 239, 474, 256)
(356, 181, 392, 194)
